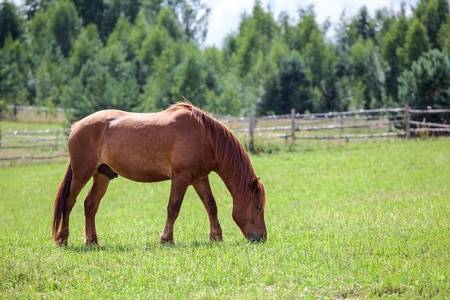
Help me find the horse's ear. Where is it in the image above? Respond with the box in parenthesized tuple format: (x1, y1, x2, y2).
(250, 178, 259, 192)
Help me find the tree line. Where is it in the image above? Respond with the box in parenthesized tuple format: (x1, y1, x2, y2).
(1, 0, 449, 122)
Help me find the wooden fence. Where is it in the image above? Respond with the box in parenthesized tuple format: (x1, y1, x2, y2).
(0, 103, 449, 161)
(8, 105, 66, 117)
(0, 129, 70, 161)
(228, 102, 450, 151)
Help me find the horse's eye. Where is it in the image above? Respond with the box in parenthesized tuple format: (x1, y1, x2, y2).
(254, 205, 261, 211)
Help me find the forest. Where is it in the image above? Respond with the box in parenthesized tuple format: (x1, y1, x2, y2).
(1, 0, 449, 122)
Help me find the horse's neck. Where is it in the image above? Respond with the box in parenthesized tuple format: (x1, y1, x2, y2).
(215, 152, 255, 205)
(206, 118, 255, 204)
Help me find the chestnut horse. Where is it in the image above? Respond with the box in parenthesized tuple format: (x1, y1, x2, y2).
(52, 102, 267, 246)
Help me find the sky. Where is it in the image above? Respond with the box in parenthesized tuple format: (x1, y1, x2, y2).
(202, 0, 419, 48)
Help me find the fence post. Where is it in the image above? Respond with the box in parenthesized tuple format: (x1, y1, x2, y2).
(291, 109, 296, 143)
(249, 116, 257, 152)
(405, 102, 410, 139)
(55, 130, 59, 150)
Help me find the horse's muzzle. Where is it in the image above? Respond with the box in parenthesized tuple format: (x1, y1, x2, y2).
(248, 231, 267, 243)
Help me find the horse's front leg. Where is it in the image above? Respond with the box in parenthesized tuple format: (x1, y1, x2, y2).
(193, 177, 223, 242)
(159, 175, 191, 245)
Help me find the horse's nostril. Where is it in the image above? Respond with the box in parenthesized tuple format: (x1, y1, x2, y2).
(248, 233, 266, 243)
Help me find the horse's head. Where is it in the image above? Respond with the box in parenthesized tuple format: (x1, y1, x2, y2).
(232, 177, 267, 242)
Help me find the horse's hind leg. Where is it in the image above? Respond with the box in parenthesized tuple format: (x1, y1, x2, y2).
(55, 172, 92, 246)
(193, 177, 223, 242)
(84, 172, 110, 246)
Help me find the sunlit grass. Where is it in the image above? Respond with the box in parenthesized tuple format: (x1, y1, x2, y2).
(0, 139, 449, 298)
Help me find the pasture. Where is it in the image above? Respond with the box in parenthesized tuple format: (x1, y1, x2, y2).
(0, 139, 449, 298)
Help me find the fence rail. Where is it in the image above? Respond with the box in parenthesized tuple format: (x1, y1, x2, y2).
(284, 132, 405, 140)
(0, 153, 68, 161)
(243, 102, 449, 151)
(8, 105, 66, 115)
(0, 128, 70, 161)
(1, 103, 449, 161)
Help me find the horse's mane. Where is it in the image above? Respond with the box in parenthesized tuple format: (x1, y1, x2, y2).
(170, 102, 258, 207)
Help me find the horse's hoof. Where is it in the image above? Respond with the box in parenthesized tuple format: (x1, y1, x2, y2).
(210, 234, 223, 242)
(54, 240, 68, 247)
(159, 239, 176, 246)
(84, 240, 102, 247)
(159, 232, 176, 245)
(159, 236, 176, 246)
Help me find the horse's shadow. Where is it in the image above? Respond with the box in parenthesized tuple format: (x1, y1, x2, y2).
(61, 239, 246, 253)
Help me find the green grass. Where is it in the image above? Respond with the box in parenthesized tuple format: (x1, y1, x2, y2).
(0, 121, 65, 132)
(0, 140, 449, 298)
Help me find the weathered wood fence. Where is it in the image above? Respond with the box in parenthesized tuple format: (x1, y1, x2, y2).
(226, 103, 450, 151)
(1, 103, 449, 160)
(7, 105, 66, 117)
(0, 129, 70, 161)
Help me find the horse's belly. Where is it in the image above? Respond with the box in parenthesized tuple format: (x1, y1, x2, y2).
(105, 157, 172, 183)
(101, 136, 173, 183)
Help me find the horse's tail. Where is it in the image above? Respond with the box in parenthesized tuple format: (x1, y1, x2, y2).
(52, 163, 73, 239)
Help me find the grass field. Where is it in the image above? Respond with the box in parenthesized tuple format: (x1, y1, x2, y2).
(0, 139, 449, 298)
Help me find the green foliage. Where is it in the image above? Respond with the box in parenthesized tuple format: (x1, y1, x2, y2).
(70, 24, 103, 75)
(138, 24, 172, 71)
(29, 7, 50, 61)
(0, 38, 29, 106)
(398, 49, 450, 122)
(157, 6, 183, 41)
(73, 0, 104, 29)
(380, 10, 409, 103)
(172, 0, 211, 44)
(171, 44, 209, 108)
(36, 42, 69, 107)
(0, 1, 24, 48)
(208, 74, 241, 115)
(355, 6, 376, 41)
(349, 39, 385, 108)
(290, 6, 319, 52)
(62, 52, 140, 122)
(405, 18, 430, 66)
(414, 0, 449, 48)
(232, 1, 278, 78)
(259, 51, 311, 115)
(437, 14, 450, 55)
(0, 140, 449, 298)
(48, 0, 80, 57)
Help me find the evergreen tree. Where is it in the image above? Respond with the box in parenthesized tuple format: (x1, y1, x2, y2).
(35, 41, 69, 107)
(381, 9, 409, 104)
(404, 18, 430, 66)
(0, 38, 27, 108)
(70, 24, 103, 75)
(398, 49, 450, 122)
(48, 0, 80, 57)
(0, 1, 24, 48)
(414, 0, 449, 48)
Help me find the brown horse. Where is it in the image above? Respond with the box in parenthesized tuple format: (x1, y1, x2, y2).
(52, 102, 267, 246)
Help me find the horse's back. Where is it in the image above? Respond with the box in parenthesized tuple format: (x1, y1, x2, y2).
(69, 106, 213, 183)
